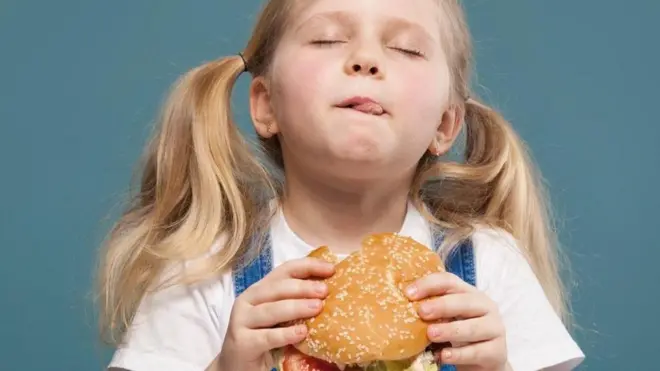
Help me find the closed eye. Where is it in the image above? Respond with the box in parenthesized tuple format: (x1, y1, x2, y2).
(311, 40, 345, 46)
(391, 47, 425, 58)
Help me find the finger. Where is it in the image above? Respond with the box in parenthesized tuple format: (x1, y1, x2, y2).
(253, 324, 309, 352)
(439, 340, 506, 366)
(405, 272, 474, 300)
(268, 257, 335, 280)
(427, 316, 504, 343)
(417, 293, 492, 321)
(244, 278, 328, 305)
(246, 299, 324, 328)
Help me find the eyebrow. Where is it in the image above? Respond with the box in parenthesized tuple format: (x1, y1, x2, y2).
(294, 10, 355, 34)
(294, 10, 436, 43)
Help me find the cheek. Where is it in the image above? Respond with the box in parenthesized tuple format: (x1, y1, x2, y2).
(278, 66, 318, 105)
(268, 51, 337, 150)
(271, 51, 333, 116)
(399, 64, 450, 111)
(394, 66, 451, 141)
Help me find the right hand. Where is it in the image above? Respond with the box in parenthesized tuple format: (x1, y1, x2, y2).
(217, 257, 335, 371)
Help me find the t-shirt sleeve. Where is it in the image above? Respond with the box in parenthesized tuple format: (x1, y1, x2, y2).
(472, 229, 585, 371)
(108, 261, 227, 371)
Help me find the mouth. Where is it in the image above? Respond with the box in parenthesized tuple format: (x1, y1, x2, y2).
(336, 96, 387, 116)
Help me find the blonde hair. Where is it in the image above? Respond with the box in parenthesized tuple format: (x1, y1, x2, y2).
(96, 0, 568, 345)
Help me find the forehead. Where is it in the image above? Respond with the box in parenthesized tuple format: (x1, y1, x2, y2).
(288, 0, 442, 37)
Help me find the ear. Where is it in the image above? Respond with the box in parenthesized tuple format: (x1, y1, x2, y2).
(249, 76, 279, 138)
(428, 104, 464, 155)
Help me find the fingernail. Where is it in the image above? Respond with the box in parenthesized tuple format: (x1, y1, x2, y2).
(295, 325, 307, 335)
(442, 349, 452, 359)
(406, 285, 417, 298)
(308, 300, 321, 309)
(419, 303, 431, 315)
(314, 283, 327, 294)
(429, 325, 441, 339)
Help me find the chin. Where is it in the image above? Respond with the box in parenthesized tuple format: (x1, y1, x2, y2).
(330, 122, 395, 156)
(332, 138, 387, 160)
(271, 233, 447, 371)
(328, 138, 397, 172)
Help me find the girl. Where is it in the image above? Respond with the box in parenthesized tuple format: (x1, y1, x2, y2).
(98, 0, 584, 370)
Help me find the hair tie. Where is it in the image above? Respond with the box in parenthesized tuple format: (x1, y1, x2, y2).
(238, 53, 248, 73)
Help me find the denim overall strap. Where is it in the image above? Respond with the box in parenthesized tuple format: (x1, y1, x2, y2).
(432, 229, 477, 371)
(232, 234, 274, 298)
(430, 228, 477, 285)
(231, 235, 278, 371)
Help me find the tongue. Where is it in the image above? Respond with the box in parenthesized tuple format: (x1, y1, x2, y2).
(351, 102, 384, 115)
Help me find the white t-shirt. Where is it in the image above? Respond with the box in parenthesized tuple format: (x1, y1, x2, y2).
(109, 205, 584, 371)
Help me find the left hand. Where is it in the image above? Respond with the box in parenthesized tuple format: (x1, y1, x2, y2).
(405, 272, 507, 370)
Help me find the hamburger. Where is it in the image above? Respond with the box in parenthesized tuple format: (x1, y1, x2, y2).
(273, 232, 446, 371)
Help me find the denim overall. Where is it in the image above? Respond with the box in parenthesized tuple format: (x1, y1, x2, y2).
(232, 229, 476, 371)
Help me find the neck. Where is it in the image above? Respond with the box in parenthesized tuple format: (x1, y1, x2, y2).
(281, 170, 414, 255)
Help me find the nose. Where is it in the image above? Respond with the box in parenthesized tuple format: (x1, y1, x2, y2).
(344, 49, 384, 79)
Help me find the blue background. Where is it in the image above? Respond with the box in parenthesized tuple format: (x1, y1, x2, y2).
(1, 1, 657, 370)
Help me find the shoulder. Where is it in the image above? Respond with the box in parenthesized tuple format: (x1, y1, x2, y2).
(469, 227, 532, 290)
(470, 226, 523, 263)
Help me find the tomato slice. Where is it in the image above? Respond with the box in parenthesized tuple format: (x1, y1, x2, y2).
(281, 346, 343, 371)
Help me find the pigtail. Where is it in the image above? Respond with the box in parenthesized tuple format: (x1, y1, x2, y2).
(97, 56, 276, 344)
(466, 99, 564, 318)
(419, 98, 566, 321)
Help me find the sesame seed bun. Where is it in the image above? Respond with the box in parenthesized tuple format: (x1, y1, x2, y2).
(293, 232, 445, 366)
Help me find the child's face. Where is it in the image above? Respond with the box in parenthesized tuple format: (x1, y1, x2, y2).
(251, 0, 458, 182)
